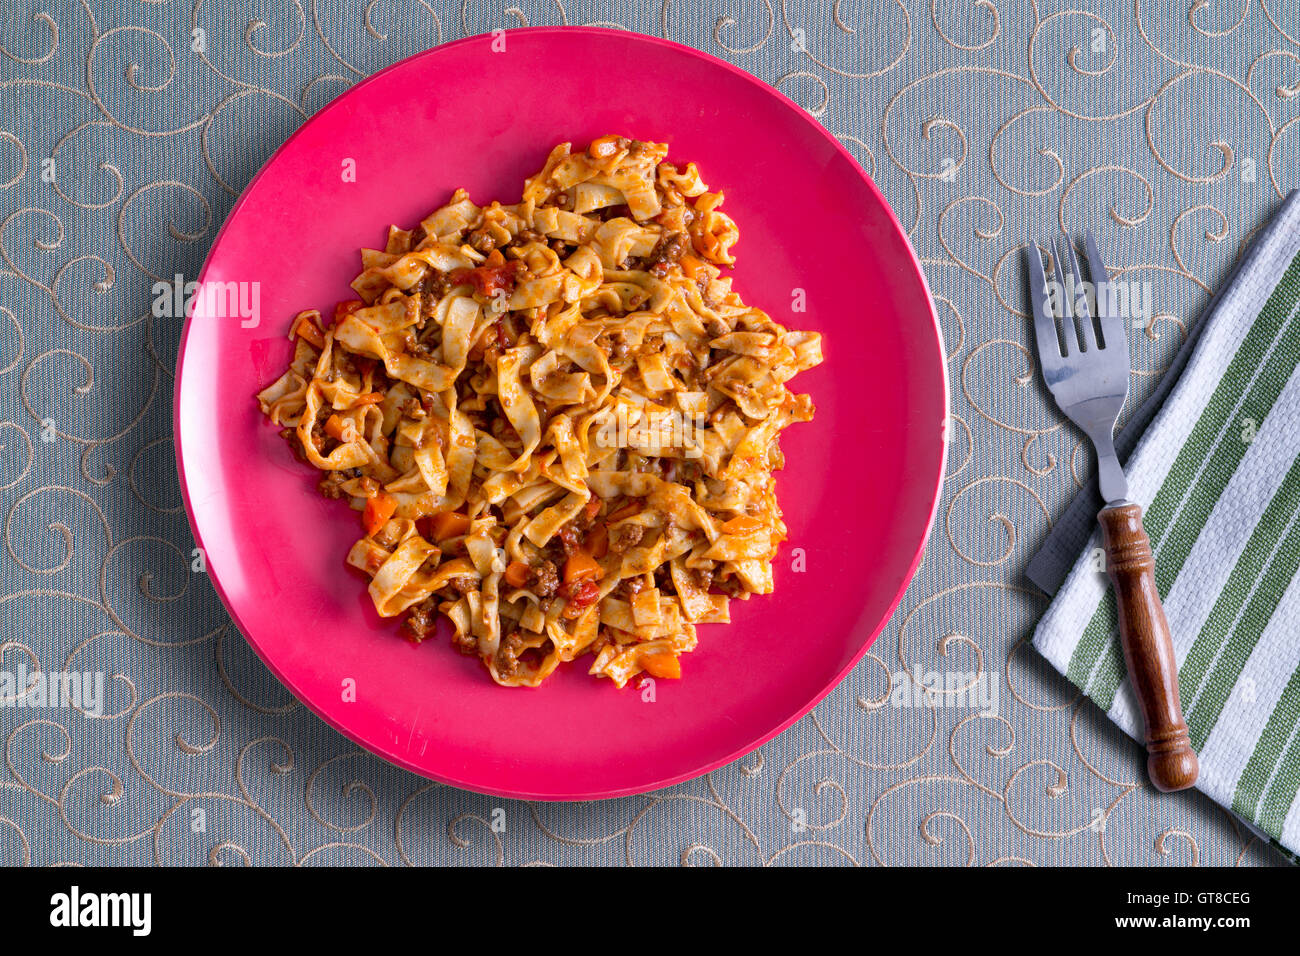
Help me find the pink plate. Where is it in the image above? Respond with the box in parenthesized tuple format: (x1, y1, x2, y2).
(174, 28, 947, 800)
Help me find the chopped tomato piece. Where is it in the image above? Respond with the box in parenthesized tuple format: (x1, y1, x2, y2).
(293, 314, 325, 349)
(504, 561, 530, 588)
(362, 493, 397, 536)
(640, 652, 681, 680)
(450, 258, 523, 298)
(563, 550, 602, 584)
(581, 498, 602, 523)
(561, 579, 600, 618)
(333, 299, 364, 325)
(422, 511, 471, 541)
(721, 514, 763, 535)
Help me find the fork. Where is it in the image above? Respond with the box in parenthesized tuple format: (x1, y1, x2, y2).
(1027, 231, 1199, 793)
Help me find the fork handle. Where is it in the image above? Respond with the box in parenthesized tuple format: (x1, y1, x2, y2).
(1098, 502, 1199, 793)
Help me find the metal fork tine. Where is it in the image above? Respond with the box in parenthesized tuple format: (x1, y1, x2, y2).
(1026, 241, 1063, 370)
(1084, 229, 1124, 351)
(1057, 235, 1095, 352)
(1050, 237, 1074, 355)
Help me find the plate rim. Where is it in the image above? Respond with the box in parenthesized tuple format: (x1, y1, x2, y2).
(173, 25, 949, 800)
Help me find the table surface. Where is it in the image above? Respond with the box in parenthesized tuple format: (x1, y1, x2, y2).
(1, 0, 1296, 866)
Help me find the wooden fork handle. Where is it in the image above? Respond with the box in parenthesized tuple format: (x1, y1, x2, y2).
(1099, 502, 1199, 793)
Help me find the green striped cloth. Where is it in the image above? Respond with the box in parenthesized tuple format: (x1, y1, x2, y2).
(1034, 192, 1300, 858)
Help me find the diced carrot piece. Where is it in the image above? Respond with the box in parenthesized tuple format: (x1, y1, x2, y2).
(294, 314, 325, 349)
(362, 493, 397, 536)
(586, 523, 609, 560)
(680, 254, 703, 279)
(323, 414, 347, 441)
(563, 550, 602, 584)
(504, 561, 530, 588)
(640, 652, 681, 679)
(426, 511, 471, 540)
(721, 515, 763, 535)
(582, 498, 602, 523)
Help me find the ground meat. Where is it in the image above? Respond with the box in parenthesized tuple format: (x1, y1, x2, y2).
(447, 575, 477, 596)
(317, 471, 348, 499)
(401, 324, 435, 357)
(556, 524, 582, 557)
(644, 231, 688, 277)
(715, 574, 745, 598)
(618, 576, 646, 600)
(609, 523, 645, 553)
(467, 227, 497, 253)
(690, 567, 715, 592)
(494, 629, 529, 677)
(528, 560, 560, 598)
(451, 628, 477, 655)
(427, 270, 450, 298)
(401, 598, 438, 642)
(409, 276, 430, 328)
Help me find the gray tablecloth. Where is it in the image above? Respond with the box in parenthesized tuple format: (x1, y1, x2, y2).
(1, 0, 1296, 865)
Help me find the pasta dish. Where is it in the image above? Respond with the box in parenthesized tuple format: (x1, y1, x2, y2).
(256, 136, 823, 687)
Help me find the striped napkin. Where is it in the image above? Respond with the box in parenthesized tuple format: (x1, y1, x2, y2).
(1034, 191, 1300, 859)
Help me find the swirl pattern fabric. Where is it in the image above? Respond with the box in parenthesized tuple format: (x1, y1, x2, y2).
(1, 1, 1298, 865)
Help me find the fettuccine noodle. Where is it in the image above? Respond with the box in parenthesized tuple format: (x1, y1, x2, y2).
(257, 136, 823, 687)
